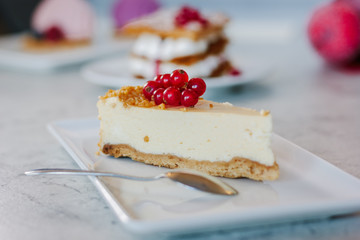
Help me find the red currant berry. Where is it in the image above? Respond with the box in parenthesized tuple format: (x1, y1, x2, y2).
(170, 69, 189, 88)
(181, 89, 199, 107)
(163, 87, 181, 106)
(44, 26, 65, 41)
(152, 88, 165, 105)
(175, 14, 188, 27)
(153, 74, 163, 86)
(160, 73, 172, 88)
(143, 81, 160, 100)
(174, 6, 208, 28)
(187, 78, 206, 97)
(229, 68, 242, 76)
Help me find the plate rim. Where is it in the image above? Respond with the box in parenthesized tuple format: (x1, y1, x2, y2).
(46, 118, 360, 234)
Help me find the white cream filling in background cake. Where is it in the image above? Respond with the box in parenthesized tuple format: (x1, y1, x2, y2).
(130, 55, 226, 78)
(132, 33, 219, 61)
(98, 98, 275, 166)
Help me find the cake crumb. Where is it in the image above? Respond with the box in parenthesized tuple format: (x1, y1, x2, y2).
(180, 142, 183, 144)
(207, 139, 211, 142)
(100, 86, 156, 108)
(144, 136, 149, 142)
(245, 129, 253, 136)
(158, 103, 166, 110)
(180, 107, 188, 112)
(260, 110, 270, 116)
(96, 151, 100, 156)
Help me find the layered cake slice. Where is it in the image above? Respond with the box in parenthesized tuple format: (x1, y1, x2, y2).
(24, 0, 94, 51)
(97, 70, 278, 181)
(121, 6, 236, 79)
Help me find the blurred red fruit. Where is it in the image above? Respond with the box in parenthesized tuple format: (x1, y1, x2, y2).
(308, 1, 360, 64)
(44, 26, 65, 42)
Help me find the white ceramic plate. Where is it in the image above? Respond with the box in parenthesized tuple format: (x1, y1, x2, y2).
(81, 56, 270, 89)
(0, 34, 131, 72)
(48, 118, 360, 234)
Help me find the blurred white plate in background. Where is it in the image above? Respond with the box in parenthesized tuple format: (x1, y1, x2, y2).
(0, 34, 131, 72)
(81, 56, 270, 89)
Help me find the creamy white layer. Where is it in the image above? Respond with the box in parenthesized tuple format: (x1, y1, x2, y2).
(132, 33, 219, 61)
(98, 99, 275, 166)
(130, 55, 225, 78)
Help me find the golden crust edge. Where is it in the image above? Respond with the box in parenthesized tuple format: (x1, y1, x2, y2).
(101, 143, 279, 181)
(23, 36, 91, 51)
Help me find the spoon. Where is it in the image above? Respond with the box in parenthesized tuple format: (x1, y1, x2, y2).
(25, 168, 238, 196)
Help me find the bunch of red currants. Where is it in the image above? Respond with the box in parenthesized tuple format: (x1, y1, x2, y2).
(143, 69, 206, 107)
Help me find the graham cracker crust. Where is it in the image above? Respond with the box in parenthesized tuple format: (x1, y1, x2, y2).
(23, 36, 90, 51)
(102, 143, 279, 181)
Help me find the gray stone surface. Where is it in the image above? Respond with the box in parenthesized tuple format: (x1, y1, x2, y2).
(1, 5, 360, 239)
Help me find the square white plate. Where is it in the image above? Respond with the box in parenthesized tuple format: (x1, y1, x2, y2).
(0, 34, 131, 72)
(47, 118, 360, 234)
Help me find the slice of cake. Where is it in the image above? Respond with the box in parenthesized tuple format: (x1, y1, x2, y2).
(121, 6, 237, 79)
(97, 69, 278, 181)
(23, 0, 94, 51)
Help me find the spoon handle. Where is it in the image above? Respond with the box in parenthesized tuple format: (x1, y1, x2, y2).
(24, 168, 162, 181)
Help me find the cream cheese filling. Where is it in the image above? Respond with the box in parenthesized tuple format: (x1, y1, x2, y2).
(98, 98, 275, 166)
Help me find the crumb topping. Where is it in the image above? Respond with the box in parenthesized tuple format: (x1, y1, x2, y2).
(100, 86, 156, 108)
(260, 110, 270, 116)
(158, 103, 166, 109)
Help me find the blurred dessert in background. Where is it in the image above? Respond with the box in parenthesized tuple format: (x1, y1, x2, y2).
(113, 0, 159, 36)
(121, 6, 237, 79)
(23, 0, 94, 51)
(308, 0, 360, 67)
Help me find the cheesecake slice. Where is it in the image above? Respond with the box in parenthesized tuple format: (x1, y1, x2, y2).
(97, 86, 279, 181)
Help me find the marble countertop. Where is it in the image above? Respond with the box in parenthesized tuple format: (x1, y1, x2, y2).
(1, 18, 360, 240)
